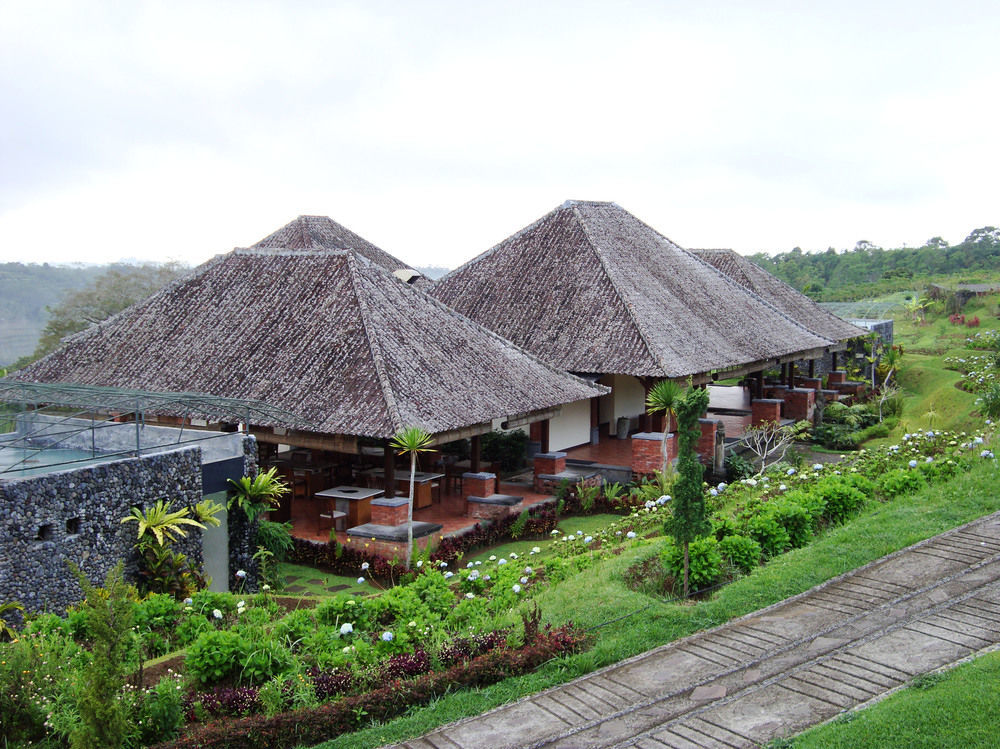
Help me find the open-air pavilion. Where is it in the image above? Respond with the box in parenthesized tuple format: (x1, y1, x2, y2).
(431, 200, 868, 476)
(4, 217, 606, 555)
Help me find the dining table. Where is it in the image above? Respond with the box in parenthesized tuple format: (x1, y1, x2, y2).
(357, 469, 444, 509)
(314, 485, 384, 528)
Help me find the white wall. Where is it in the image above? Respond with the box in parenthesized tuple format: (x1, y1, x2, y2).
(549, 398, 592, 452)
(608, 374, 646, 421)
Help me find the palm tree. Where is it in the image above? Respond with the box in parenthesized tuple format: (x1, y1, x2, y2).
(646, 379, 684, 473)
(390, 426, 433, 569)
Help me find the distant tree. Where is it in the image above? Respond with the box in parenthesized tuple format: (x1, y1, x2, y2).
(29, 262, 186, 362)
(924, 236, 949, 249)
(854, 240, 880, 252)
(963, 226, 1000, 245)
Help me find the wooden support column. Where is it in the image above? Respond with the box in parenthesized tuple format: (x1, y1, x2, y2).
(383, 443, 395, 498)
(754, 370, 764, 399)
(808, 359, 816, 378)
(470, 434, 481, 473)
(831, 350, 838, 369)
(786, 361, 797, 387)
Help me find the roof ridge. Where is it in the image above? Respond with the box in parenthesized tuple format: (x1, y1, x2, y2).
(345, 254, 405, 434)
(572, 203, 674, 379)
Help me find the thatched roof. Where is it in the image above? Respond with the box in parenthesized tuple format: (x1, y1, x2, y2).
(691, 249, 868, 343)
(7, 250, 605, 438)
(431, 201, 835, 378)
(251, 215, 431, 289)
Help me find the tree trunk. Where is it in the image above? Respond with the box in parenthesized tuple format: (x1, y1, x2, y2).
(683, 541, 690, 598)
(406, 453, 416, 569)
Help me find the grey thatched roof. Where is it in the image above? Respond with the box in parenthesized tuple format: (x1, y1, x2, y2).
(691, 249, 868, 343)
(431, 201, 835, 378)
(8, 249, 605, 438)
(251, 215, 431, 289)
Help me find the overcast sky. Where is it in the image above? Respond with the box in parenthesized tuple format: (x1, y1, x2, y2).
(1, 1, 997, 270)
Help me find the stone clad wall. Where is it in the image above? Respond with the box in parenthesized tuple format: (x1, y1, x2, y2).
(0, 447, 203, 616)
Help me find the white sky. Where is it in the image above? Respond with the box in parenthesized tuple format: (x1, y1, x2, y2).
(1, 0, 998, 269)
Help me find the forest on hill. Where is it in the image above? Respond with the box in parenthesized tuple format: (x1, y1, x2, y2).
(748, 226, 1000, 300)
(0, 262, 187, 368)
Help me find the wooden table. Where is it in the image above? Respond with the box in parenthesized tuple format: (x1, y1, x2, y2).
(357, 470, 444, 509)
(314, 485, 384, 527)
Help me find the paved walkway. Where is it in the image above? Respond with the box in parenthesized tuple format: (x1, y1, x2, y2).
(388, 511, 1000, 748)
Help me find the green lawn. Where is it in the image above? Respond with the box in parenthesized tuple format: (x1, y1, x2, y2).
(787, 652, 1000, 748)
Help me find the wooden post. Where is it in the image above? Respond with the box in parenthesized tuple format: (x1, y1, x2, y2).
(808, 359, 816, 378)
(470, 434, 481, 473)
(383, 443, 395, 498)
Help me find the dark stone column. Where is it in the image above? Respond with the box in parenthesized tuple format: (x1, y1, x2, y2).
(470, 434, 481, 473)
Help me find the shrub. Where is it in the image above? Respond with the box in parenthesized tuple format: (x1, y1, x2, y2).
(782, 489, 826, 524)
(407, 570, 456, 619)
(718, 534, 761, 574)
(725, 453, 755, 481)
(814, 476, 868, 524)
(134, 675, 184, 745)
(271, 609, 317, 649)
(238, 640, 295, 685)
(480, 429, 528, 472)
(744, 513, 791, 558)
(256, 521, 294, 561)
(875, 468, 926, 499)
(186, 630, 247, 686)
(767, 500, 813, 548)
(661, 537, 722, 591)
(710, 512, 738, 541)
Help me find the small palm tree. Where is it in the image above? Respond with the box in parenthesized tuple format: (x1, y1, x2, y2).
(227, 467, 289, 522)
(646, 379, 684, 473)
(390, 426, 433, 569)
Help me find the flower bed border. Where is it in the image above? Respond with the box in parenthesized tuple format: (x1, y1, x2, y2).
(151, 624, 587, 749)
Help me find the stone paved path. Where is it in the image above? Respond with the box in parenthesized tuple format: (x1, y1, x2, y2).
(388, 510, 1000, 749)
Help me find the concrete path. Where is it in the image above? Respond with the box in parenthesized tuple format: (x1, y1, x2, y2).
(388, 511, 1000, 749)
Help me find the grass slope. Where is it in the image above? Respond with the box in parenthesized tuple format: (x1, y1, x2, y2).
(788, 651, 1000, 748)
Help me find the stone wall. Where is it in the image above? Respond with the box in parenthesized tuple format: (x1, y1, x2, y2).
(0, 447, 203, 616)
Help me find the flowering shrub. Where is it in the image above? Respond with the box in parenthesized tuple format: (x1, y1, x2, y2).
(718, 535, 761, 574)
(661, 536, 722, 591)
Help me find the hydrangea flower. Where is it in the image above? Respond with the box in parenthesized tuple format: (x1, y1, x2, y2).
(512, 584, 522, 593)
(498, 558, 507, 565)
(925, 457, 933, 463)
(709, 488, 718, 496)
(439, 561, 448, 568)
(361, 562, 370, 570)
(416, 560, 423, 567)
(786, 468, 796, 476)
(212, 609, 222, 620)
(717, 483, 727, 491)
(340, 623, 353, 635)
(261, 584, 271, 592)
(357, 576, 366, 584)
(908, 460, 918, 468)
(532, 546, 541, 553)
(626, 531, 637, 539)
(577, 530, 583, 535)
(467, 562, 474, 568)
(183, 597, 193, 606)
(520, 576, 529, 584)
(524, 566, 533, 574)
(381, 631, 394, 642)
(235, 569, 247, 579)
(509, 552, 518, 559)
(812, 463, 823, 471)
(489, 555, 497, 561)
(465, 592, 475, 599)
(444, 571, 454, 578)
(779, 484, 787, 491)
(584, 535, 593, 543)
(408, 620, 417, 627)
(982, 450, 996, 459)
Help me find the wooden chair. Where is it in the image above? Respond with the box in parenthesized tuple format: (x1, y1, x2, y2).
(318, 502, 347, 533)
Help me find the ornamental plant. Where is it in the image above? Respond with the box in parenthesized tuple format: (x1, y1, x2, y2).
(664, 384, 711, 597)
